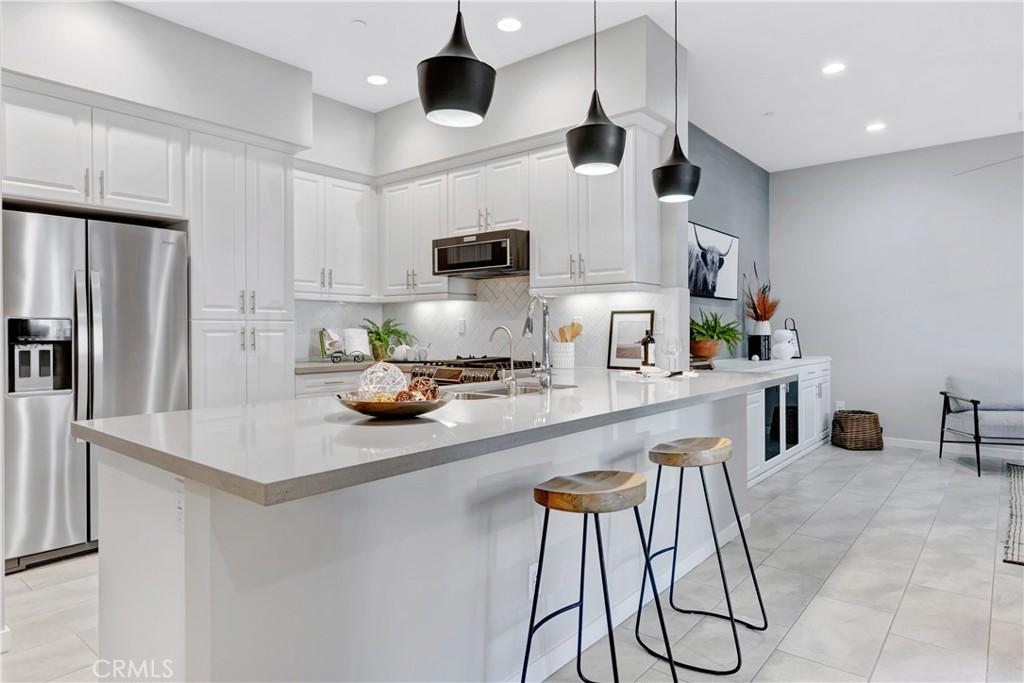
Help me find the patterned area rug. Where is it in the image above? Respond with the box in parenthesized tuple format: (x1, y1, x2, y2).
(1006, 463, 1024, 565)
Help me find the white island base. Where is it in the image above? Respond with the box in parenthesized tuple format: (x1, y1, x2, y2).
(99, 402, 753, 681)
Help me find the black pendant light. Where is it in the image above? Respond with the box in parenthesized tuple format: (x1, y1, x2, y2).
(652, 0, 701, 202)
(417, 0, 496, 128)
(565, 0, 626, 176)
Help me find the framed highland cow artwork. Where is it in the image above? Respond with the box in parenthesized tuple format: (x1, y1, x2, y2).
(688, 222, 739, 300)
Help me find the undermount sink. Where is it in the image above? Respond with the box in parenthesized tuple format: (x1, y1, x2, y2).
(448, 392, 501, 400)
(475, 384, 577, 396)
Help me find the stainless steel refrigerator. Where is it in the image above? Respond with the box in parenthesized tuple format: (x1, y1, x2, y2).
(3, 210, 188, 568)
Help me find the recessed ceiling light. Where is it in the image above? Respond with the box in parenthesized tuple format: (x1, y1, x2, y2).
(366, 74, 388, 86)
(497, 17, 522, 32)
(821, 62, 846, 75)
(865, 121, 887, 133)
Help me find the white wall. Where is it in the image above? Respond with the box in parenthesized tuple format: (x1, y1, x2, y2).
(770, 133, 1024, 440)
(296, 95, 375, 177)
(374, 17, 676, 176)
(1, 2, 313, 148)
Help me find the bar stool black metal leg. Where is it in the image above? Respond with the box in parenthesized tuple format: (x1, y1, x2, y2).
(575, 514, 590, 682)
(633, 507, 680, 683)
(521, 508, 550, 683)
(698, 465, 743, 675)
(720, 462, 767, 630)
(592, 514, 620, 683)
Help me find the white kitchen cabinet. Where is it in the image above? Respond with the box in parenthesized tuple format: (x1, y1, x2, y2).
(380, 175, 474, 300)
(295, 372, 362, 399)
(324, 176, 374, 298)
(189, 133, 248, 321)
(2, 88, 187, 218)
(528, 146, 579, 288)
(190, 321, 248, 409)
(446, 155, 529, 235)
(798, 362, 833, 444)
(529, 129, 660, 293)
(246, 146, 294, 321)
(246, 322, 295, 404)
(293, 169, 325, 296)
(746, 390, 766, 476)
(191, 321, 294, 408)
(93, 109, 186, 217)
(2, 88, 93, 205)
(293, 171, 376, 300)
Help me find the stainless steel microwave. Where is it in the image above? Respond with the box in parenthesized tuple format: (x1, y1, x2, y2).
(432, 228, 529, 278)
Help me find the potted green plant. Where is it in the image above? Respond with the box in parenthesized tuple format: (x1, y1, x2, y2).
(689, 310, 742, 359)
(361, 318, 415, 361)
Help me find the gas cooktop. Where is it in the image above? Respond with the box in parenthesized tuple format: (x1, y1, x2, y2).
(411, 356, 533, 384)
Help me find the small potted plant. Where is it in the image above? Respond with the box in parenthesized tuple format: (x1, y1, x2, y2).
(689, 310, 742, 359)
(361, 318, 415, 361)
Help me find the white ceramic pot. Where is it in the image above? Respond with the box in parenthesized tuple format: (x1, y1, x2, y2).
(550, 342, 575, 369)
(387, 343, 412, 361)
(751, 320, 771, 336)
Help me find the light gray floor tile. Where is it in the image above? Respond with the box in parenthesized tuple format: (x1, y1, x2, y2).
(890, 584, 991, 658)
(48, 664, 99, 683)
(991, 572, 1024, 625)
(713, 565, 825, 630)
(763, 533, 849, 578)
(988, 621, 1024, 674)
(818, 556, 913, 613)
(910, 546, 994, 600)
(3, 598, 98, 655)
(797, 502, 877, 544)
(636, 576, 722, 640)
(653, 615, 783, 682)
(867, 504, 937, 536)
(683, 539, 770, 590)
(870, 633, 987, 682)
(754, 650, 865, 682)
(0, 633, 97, 683)
(923, 523, 998, 557)
(778, 596, 892, 676)
(844, 527, 926, 568)
(18, 554, 98, 592)
(547, 624, 662, 683)
(77, 626, 99, 656)
(5, 576, 32, 597)
(4, 575, 98, 624)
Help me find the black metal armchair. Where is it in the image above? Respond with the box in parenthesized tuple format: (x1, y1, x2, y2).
(939, 382, 1024, 476)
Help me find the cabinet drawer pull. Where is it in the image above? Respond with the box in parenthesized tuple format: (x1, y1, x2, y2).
(84, 169, 90, 199)
(240, 327, 246, 350)
(99, 170, 105, 198)
(239, 289, 245, 313)
(320, 268, 325, 288)
(328, 268, 334, 289)
(569, 254, 576, 279)
(485, 208, 492, 229)
(250, 327, 256, 351)
(250, 290, 256, 314)
(477, 209, 483, 230)
(411, 270, 417, 288)
(579, 253, 585, 277)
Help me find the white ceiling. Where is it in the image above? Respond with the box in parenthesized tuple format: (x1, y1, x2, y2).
(130, 2, 1023, 171)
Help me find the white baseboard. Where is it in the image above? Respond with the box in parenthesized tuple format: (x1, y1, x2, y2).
(515, 514, 750, 682)
(886, 437, 1024, 460)
(1, 624, 12, 654)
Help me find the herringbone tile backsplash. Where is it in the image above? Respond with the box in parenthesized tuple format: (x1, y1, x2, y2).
(297, 278, 688, 368)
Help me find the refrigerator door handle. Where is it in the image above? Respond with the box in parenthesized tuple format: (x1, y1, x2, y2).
(74, 270, 89, 431)
(90, 271, 104, 414)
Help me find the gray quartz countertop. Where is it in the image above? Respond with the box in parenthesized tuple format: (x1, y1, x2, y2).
(72, 368, 796, 506)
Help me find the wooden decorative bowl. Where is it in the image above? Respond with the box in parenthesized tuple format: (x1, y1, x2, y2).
(335, 392, 453, 419)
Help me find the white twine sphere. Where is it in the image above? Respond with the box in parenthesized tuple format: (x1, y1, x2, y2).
(359, 362, 408, 397)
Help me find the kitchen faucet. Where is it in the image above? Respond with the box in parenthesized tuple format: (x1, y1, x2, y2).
(488, 326, 517, 393)
(522, 294, 552, 389)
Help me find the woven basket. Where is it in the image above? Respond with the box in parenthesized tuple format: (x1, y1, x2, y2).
(831, 410, 883, 450)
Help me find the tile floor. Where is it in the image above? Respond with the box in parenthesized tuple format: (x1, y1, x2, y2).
(546, 445, 1024, 683)
(0, 444, 1020, 682)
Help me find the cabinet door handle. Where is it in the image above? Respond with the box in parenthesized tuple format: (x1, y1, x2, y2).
(250, 291, 256, 314)
(99, 170, 105, 199)
(84, 169, 90, 199)
(250, 327, 256, 351)
(411, 270, 417, 288)
(320, 268, 325, 289)
(240, 327, 246, 350)
(405, 270, 411, 289)
(477, 209, 483, 230)
(485, 208, 492, 229)
(239, 289, 245, 313)
(569, 254, 576, 279)
(328, 268, 334, 289)
(578, 253, 585, 277)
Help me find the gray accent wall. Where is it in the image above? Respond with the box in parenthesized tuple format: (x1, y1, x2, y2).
(686, 124, 770, 355)
(770, 133, 1024, 441)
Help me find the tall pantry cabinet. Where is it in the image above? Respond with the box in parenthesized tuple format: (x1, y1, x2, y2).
(189, 133, 295, 408)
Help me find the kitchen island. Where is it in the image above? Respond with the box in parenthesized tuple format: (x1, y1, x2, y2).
(73, 368, 796, 682)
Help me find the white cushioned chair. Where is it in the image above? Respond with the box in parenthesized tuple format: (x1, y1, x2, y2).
(939, 372, 1024, 476)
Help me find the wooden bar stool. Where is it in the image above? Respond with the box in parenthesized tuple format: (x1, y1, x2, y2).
(521, 471, 679, 683)
(633, 437, 767, 676)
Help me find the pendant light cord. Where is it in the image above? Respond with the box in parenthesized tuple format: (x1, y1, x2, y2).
(457, 0, 461, 12)
(593, 0, 598, 92)
(673, 0, 678, 134)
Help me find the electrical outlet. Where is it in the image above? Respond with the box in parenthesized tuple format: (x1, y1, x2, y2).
(458, 318, 466, 335)
(528, 562, 539, 596)
(655, 315, 666, 334)
(835, 400, 846, 411)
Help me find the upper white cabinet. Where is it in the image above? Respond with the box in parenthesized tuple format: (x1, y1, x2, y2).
(92, 109, 185, 217)
(447, 154, 529, 235)
(246, 146, 294, 321)
(528, 128, 661, 293)
(1, 88, 186, 218)
(380, 175, 474, 300)
(189, 135, 294, 322)
(2, 88, 92, 205)
(293, 170, 376, 300)
(189, 133, 247, 321)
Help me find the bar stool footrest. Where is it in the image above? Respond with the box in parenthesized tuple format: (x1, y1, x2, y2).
(530, 600, 582, 635)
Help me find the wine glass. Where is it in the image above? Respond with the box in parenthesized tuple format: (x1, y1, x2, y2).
(663, 337, 682, 371)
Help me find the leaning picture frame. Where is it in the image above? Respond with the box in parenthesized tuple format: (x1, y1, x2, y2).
(607, 310, 656, 370)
